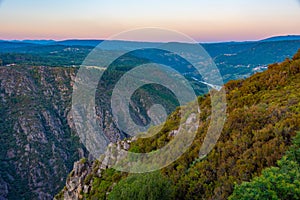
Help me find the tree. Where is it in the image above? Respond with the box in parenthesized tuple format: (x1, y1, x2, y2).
(229, 132, 300, 200)
(108, 171, 175, 200)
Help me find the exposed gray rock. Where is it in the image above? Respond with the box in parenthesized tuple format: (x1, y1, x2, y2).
(0, 65, 170, 199)
(56, 140, 131, 200)
(0, 66, 90, 199)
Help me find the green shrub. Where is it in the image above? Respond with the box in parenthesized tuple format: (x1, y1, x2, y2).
(229, 132, 300, 200)
(108, 171, 175, 200)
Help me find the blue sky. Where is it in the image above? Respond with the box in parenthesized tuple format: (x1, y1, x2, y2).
(0, 0, 300, 42)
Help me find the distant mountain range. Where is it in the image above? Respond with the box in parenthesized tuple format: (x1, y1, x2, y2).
(260, 35, 300, 42)
(3, 35, 300, 46)
(1, 35, 300, 83)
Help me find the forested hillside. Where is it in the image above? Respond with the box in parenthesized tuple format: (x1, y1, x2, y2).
(229, 132, 300, 200)
(57, 50, 300, 200)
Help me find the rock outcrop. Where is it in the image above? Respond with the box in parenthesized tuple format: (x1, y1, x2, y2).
(55, 140, 131, 200)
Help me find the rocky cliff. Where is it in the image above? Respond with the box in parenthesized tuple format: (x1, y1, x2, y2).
(0, 65, 169, 199)
(55, 139, 131, 200)
(0, 66, 129, 199)
(0, 66, 85, 199)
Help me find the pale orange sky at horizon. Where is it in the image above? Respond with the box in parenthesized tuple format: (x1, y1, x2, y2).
(0, 0, 300, 42)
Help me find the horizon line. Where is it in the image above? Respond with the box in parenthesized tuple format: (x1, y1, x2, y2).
(1, 34, 300, 44)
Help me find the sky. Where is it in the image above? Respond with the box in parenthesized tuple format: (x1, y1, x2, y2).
(0, 0, 300, 42)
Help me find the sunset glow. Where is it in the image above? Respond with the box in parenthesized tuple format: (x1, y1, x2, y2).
(1, 0, 300, 42)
